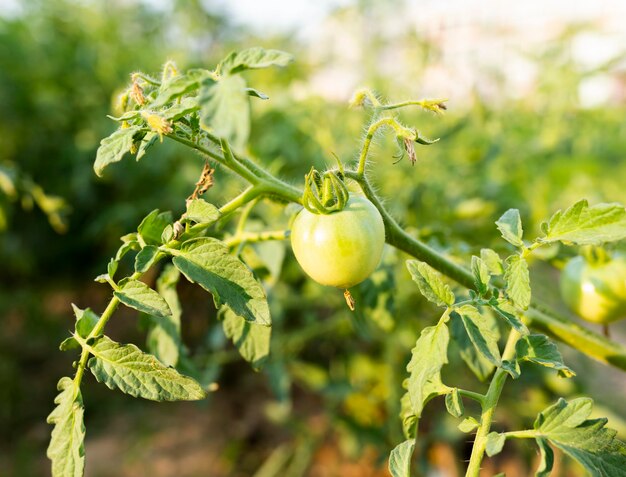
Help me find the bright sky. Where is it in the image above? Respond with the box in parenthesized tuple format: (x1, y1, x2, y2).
(1, 0, 622, 105)
(206, 0, 626, 106)
(210, 0, 352, 38)
(210, 0, 626, 35)
(3, 0, 625, 36)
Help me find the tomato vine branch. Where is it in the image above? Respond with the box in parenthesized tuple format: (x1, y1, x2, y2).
(225, 229, 290, 248)
(170, 129, 626, 371)
(342, 170, 626, 371)
(465, 330, 521, 477)
(356, 118, 416, 178)
(455, 388, 486, 405)
(71, 271, 144, 396)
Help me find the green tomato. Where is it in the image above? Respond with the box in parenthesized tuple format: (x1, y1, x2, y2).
(559, 255, 626, 324)
(290, 196, 385, 288)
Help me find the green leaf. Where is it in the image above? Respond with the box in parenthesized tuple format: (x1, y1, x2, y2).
(94, 126, 141, 176)
(536, 397, 593, 432)
(219, 307, 271, 369)
(535, 438, 554, 477)
(471, 255, 491, 296)
(72, 304, 99, 339)
(445, 388, 464, 418)
(183, 198, 220, 224)
(134, 245, 161, 273)
(450, 313, 496, 381)
(146, 265, 183, 367)
(121, 232, 138, 243)
(199, 75, 250, 150)
(59, 337, 79, 351)
(486, 432, 506, 457)
(220, 47, 293, 74)
(246, 87, 269, 99)
(481, 248, 504, 275)
(114, 278, 172, 318)
(501, 359, 521, 379)
(496, 209, 524, 248)
(150, 69, 211, 108)
(534, 398, 626, 476)
(171, 237, 270, 325)
(161, 224, 174, 243)
(60, 305, 100, 351)
(457, 305, 501, 366)
(459, 417, 479, 433)
(406, 260, 455, 307)
(138, 209, 173, 246)
(107, 111, 140, 122)
(107, 259, 118, 279)
(415, 134, 440, 145)
(406, 321, 449, 417)
(399, 391, 418, 439)
(46, 377, 85, 477)
(516, 334, 575, 378)
(541, 200, 626, 245)
(115, 238, 140, 262)
(492, 300, 529, 335)
(84, 335, 205, 401)
(388, 440, 416, 477)
(161, 96, 199, 121)
(136, 132, 158, 161)
(504, 255, 531, 310)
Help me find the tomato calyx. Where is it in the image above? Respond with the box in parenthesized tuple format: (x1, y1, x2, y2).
(302, 167, 349, 215)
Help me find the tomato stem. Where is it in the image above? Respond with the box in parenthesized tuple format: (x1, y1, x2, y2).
(71, 271, 143, 398)
(342, 170, 626, 371)
(224, 229, 289, 248)
(169, 129, 626, 372)
(465, 330, 521, 477)
(356, 117, 416, 178)
(377, 98, 448, 114)
(455, 388, 486, 404)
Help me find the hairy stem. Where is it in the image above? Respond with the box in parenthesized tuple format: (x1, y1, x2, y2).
(225, 229, 290, 248)
(503, 429, 537, 439)
(218, 186, 263, 218)
(456, 389, 486, 405)
(72, 271, 142, 390)
(343, 170, 626, 371)
(169, 135, 626, 371)
(168, 134, 259, 184)
(166, 134, 226, 166)
(465, 330, 521, 477)
(167, 133, 302, 204)
(377, 99, 446, 112)
(357, 118, 414, 177)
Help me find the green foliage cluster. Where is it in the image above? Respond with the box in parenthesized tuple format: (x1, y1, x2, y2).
(2, 2, 626, 476)
(46, 48, 626, 477)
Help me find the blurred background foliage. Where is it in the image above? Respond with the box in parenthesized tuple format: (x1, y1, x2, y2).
(1, 0, 626, 475)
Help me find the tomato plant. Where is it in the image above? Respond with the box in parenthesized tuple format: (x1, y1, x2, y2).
(291, 194, 385, 289)
(560, 254, 626, 324)
(46, 49, 626, 477)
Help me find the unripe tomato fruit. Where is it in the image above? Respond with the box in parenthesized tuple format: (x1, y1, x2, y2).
(559, 255, 626, 324)
(290, 196, 385, 288)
